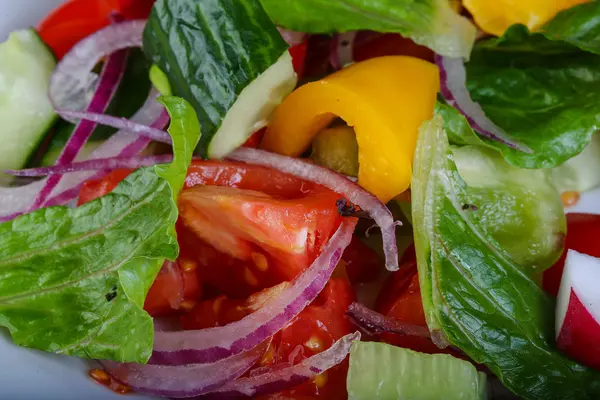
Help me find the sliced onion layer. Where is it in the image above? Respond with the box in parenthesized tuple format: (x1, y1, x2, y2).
(49, 20, 146, 113)
(29, 48, 129, 211)
(345, 302, 431, 338)
(0, 90, 166, 220)
(56, 110, 172, 144)
(5, 155, 172, 177)
(150, 218, 357, 366)
(330, 32, 357, 70)
(101, 341, 269, 398)
(277, 28, 307, 46)
(229, 147, 399, 271)
(435, 55, 532, 153)
(205, 332, 360, 398)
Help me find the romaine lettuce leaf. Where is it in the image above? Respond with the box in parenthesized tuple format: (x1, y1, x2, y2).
(412, 114, 600, 400)
(465, 4, 600, 169)
(259, 0, 476, 59)
(0, 96, 200, 363)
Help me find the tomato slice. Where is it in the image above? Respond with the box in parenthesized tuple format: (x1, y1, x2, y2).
(341, 236, 383, 284)
(543, 213, 600, 297)
(181, 279, 355, 400)
(77, 169, 133, 206)
(178, 184, 342, 297)
(38, 0, 155, 59)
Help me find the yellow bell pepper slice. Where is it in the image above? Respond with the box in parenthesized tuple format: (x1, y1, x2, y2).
(464, 0, 591, 37)
(262, 56, 440, 203)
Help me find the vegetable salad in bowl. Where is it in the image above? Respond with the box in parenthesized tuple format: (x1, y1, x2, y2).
(1, 0, 600, 399)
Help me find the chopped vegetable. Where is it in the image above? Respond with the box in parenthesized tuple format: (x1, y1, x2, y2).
(143, 0, 296, 158)
(262, 56, 440, 202)
(556, 250, 600, 371)
(464, 0, 590, 37)
(259, 0, 476, 59)
(311, 126, 359, 177)
(544, 213, 600, 297)
(452, 145, 565, 271)
(0, 96, 200, 363)
(0, 29, 57, 171)
(412, 114, 600, 399)
(463, 18, 600, 169)
(552, 134, 600, 194)
(347, 341, 487, 400)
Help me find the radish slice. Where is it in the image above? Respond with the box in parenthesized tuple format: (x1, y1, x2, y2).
(346, 302, 431, 338)
(556, 250, 600, 370)
(48, 20, 145, 114)
(208, 332, 360, 398)
(229, 147, 400, 271)
(150, 218, 357, 366)
(56, 110, 172, 144)
(435, 55, 532, 153)
(101, 341, 270, 398)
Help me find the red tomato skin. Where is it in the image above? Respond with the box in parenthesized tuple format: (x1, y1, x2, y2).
(544, 213, 600, 297)
(289, 41, 309, 78)
(77, 169, 133, 205)
(353, 32, 434, 62)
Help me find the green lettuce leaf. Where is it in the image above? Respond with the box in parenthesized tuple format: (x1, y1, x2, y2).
(259, 0, 476, 59)
(436, 102, 565, 271)
(0, 96, 200, 363)
(466, 7, 600, 169)
(411, 114, 600, 400)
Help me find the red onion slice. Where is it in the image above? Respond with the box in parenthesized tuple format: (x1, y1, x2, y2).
(29, 49, 130, 211)
(56, 110, 172, 144)
(101, 341, 270, 398)
(330, 32, 357, 70)
(205, 332, 360, 398)
(0, 91, 166, 220)
(5, 155, 172, 177)
(277, 28, 307, 46)
(345, 302, 431, 337)
(229, 147, 399, 271)
(49, 20, 145, 114)
(435, 55, 532, 153)
(150, 218, 357, 366)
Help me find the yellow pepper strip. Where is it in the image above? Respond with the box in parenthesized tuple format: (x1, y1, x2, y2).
(262, 56, 440, 203)
(464, 0, 591, 37)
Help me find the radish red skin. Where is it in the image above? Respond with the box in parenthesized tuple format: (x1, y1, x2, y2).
(557, 289, 600, 370)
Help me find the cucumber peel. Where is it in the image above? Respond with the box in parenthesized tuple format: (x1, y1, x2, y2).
(347, 341, 487, 400)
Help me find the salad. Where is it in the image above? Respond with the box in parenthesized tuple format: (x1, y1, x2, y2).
(1, 0, 600, 399)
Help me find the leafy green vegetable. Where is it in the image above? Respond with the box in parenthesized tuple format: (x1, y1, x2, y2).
(466, 18, 600, 169)
(0, 96, 200, 363)
(437, 102, 565, 271)
(541, 1, 600, 54)
(260, 0, 475, 59)
(411, 114, 600, 400)
(143, 0, 291, 157)
(347, 341, 486, 400)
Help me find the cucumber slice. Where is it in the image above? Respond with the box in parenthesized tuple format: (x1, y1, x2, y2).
(143, 0, 296, 158)
(552, 134, 600, 193)
(0, 29, 56, 170)
(347, 342, 487, 400)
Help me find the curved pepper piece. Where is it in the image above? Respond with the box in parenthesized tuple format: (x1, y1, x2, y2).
(262, 56, 440, 203)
